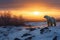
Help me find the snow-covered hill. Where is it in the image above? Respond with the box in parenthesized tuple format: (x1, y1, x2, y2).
(0, 22, 60, 40)
(0, 26, 60, 40)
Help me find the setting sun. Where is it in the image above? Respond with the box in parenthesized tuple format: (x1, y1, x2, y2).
(33, 11, 40, 15)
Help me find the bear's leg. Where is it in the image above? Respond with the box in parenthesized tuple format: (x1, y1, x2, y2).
(54, 22, 56, 26)
(47, 21, 50, 27)
(48, 21, 52, 27)
(50, 22, 53, 26)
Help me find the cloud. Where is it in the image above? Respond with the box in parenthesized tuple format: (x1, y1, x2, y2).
(0, 0, 60, 10)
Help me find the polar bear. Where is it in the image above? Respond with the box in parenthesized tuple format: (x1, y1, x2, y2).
(44, 15, 56, 27)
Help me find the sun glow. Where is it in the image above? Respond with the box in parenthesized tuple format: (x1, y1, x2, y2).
(33, 11, 40, 15)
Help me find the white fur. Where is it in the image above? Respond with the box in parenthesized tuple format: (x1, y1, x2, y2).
(44, 15, 56, 26)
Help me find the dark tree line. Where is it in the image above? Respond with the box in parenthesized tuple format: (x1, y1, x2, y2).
(0, 11, 25, 26)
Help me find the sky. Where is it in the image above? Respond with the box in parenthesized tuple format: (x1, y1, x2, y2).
(0, 0, 60, 21)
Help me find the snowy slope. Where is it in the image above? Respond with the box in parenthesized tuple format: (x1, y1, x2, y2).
(0, 22, 60, 40)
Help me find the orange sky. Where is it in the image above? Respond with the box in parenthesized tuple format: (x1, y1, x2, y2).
(0, 0, 60, 21)
(9, 3, 60, 21)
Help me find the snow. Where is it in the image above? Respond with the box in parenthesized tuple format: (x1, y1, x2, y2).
(0, 22, 60, 40)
